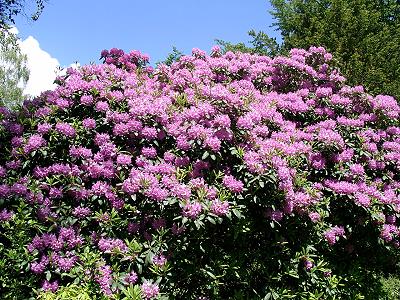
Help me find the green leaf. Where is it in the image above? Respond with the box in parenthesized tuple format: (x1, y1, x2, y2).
(202, 151, 210, 160)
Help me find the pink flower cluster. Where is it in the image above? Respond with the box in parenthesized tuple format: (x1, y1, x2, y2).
(141, 281, 160, 299)
(324, 226, 345, 245)
(1, 44, 399, 297)
(98, 238, 128, 253)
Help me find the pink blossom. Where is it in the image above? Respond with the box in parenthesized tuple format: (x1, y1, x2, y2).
(222, 175, 244, 193)
(124, 271, 138, 284)
(182, 201, 202, 219)
(82, 118, 96, 129)
(55, 122, 76, 137)
(210, 200, 230, 216)
(116, 154, 132, 165)
(141, 281, 160, 299)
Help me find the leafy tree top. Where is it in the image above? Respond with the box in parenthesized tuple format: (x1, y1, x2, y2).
(219, 0, 400, 99)
(0, 0, 46, 27)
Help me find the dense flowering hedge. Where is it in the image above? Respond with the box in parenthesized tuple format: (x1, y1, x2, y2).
(0, 46, 399, 299)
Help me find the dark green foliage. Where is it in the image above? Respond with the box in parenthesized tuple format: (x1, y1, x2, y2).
(0, 0, 46, 27)
(157, 46, 183, 66)
(270, 0, 400, 99)
(219, 0, 400, 99)
(216, 30, 281, 57)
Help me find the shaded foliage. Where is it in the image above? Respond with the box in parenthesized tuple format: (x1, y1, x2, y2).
(219, 0, 400, 99)
(0, 0, 46, 27)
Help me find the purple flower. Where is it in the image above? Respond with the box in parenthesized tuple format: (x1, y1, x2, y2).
(172, 184, 191, 200)
(211, 45, 221, 56)
(127, 222, 140, 233)
(386, 215, 396, 224)
(210, 200, 230, 216)
(37, 123, 52, 134)
(95, 101, 109, 112)
(141, 127, 158, 140)
(141, 147, 157, 158)
(5, 160, 21, 170)
(72, 207, 91, 218)
(42, 280, 58, 293)
(31, 262, 46, 274)
(380, 224, 399, 242)
(24, 134, 46, 154)
(35, 107, 52, 118)
(82, 118, 96, 129)
(48, 187, 63, 199)
(324, 226, 345, 245)
(145, 186, 169, 201)
(124, 271, 138, 284)
(152, 254, 167, 266)
(70, 146, 92, 158)
(96, 265, 113, 296)
(213, 114, 231, 128)
(304, 259, 314, 270)
(56, 98, 70, 109)
(116, 154, 132, 165)
(52, 252, 78, 271)
(0, 184, 10, 197)
(176, 135, 191, 150)
(122, 178, 140, 195)
(316, 87, 332, 98)
(141, 281, 160, 299)
(100, 49, 109, 57)
(308, 212, 321, 223)
(204, 136, 221, 152)
(11, 136, 23, 147)
(349, 164, 365, 176)
(354, 192, 371, 207)
(152, 218, 166, 230)
(222, 175, 244, 193)
(10, 183, 27, 196)
(98, 238, 128, 253)
(317, 128, 344, 148)
(55, 122, 76, 137)
(0, 209, 14, 221)
(264, 209, 284, 222)
(324, 180, 358, 195)
(80, 95, 94, 106)
(182, 201, 202, 219)
(113, 123, 130, 136)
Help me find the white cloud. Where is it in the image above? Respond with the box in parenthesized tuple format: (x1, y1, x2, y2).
(5, 28, 80, 97)
(18, 35, 60, 97)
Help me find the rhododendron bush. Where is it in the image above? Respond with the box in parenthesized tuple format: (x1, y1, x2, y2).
(1, 46, 399, 299)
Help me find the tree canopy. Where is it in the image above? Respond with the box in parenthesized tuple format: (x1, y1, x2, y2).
(219, 0, 400, 99)
(0, 27, 29, 109)
(0, 0, 45, 27)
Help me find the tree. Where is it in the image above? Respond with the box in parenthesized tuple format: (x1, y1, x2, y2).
(0, 0, 46, 28)
(272, 0, 400, 99)
(216, 29, 281, 57)
(0, 27, 29, 108)
(219, 0, 400, 99)
(156, 46, 184, 66)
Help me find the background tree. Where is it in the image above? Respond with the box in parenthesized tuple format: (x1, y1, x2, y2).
(0, 27, 29, 108)
(219, 0, 400, 99)
(0, 0, 46, 28)
(216, 29, 281, 57)
(157, 46, 183, 66)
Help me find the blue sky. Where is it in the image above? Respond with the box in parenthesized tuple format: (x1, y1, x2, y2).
(16, 0, 279, 66)
(14, 1, 280, 95)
